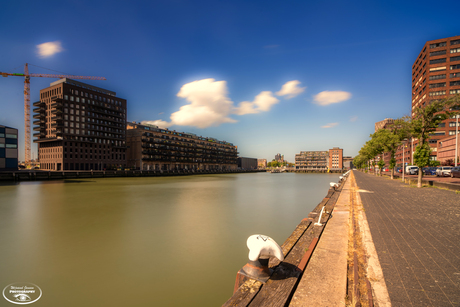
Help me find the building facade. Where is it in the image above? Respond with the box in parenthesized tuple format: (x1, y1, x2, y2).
(126, 122, 238, 171)
(295, 151, 329, 170)
(343, 156, 354, 169)
(375, 118, 395, 132)
(257, 158, 267, 169)
(0, 125, 18, 171)
(329, 147, 343, 170)
(437, 135, 460, 165)
(274, 153, 284, 163)
(33, 79, 127, 171)
(411, 35, 460, 159)
(237, 157, 257, 170)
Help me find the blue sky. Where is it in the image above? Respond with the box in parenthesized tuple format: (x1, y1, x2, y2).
(1, 0, 459, 162)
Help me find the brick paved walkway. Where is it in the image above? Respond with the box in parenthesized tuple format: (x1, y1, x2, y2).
(353, 171, 460, 306)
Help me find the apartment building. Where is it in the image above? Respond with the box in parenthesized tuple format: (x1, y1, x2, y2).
(295, 150, 329, 170)
(411, 35, 460, 156)
(126, 122, 238, 171)
(0, 125, 18, 171)
(33, 79, 127, 171)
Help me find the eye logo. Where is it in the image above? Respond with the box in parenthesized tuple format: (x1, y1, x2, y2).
(2, 283, 42, 305)
(14, 294, 31, 302)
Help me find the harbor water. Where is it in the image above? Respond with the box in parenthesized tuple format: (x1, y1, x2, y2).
(0, 172, 340, 306)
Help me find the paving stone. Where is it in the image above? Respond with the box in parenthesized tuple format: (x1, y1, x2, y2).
(353, 171, 460, 307)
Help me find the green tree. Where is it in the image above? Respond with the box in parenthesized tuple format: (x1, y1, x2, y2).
(411, 95, 460, 187)
(376, 117, 411, 179)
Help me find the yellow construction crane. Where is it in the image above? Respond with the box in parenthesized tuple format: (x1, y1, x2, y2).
(1, 63, 106, 164)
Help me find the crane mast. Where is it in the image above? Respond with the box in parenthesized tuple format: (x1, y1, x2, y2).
(0, 63, 106, 165)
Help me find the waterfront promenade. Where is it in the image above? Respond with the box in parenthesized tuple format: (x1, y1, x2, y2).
(354, 171, 460, 306)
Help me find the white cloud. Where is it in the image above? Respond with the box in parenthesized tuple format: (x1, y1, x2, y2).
(313, 91, 351, 106)
(276, 80, 306, 99)
(36, 41, 64, 58)
(142, 79, 287, 129)
(142, 78, 237, 129)
(350, 116, 358, 122)
(234, 91, 279, 115)
(321, 122, 339, 128)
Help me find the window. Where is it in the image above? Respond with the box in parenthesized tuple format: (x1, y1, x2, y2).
(70, 96, 74, 101)
(429, 82, 446, 88)
(449, 122, 459, 127)
(64, 95, 68, 100)
(451, 81, 460, 86)
(451, 48, 460, 54)
(430, 58, 446, 64)
(430, 66, 446, 72)
(451, 39, 460, 46)
(430, 50, 446, 56)
(438, 122, 445, 128)
(433, 131, 445, 135)
(6, 144, 17, 148)
(76, 97, 80, 102)
(451, 56, 460, 62)
(429, 90, 446, 96)
(429, 74, 445, 80)
(450, 73, 460, 78)
(450, 89, 460, 94)
(451, 64, 460, 70)
(430, 42, 447, 48)
(449, 131, 458, 135)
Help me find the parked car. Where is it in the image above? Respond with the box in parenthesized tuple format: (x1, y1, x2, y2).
(451, 166, 460, 178)
(406, 166, 419, 175)
(423, 167, 437, 175)
(436, 166, 453, 177)
(396, 167, 402, 173)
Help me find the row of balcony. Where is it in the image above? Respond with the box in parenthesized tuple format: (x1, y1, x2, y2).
(141, 147, 238, 157)
(142, 156, 237, 164)
(141, 138, 237, 152)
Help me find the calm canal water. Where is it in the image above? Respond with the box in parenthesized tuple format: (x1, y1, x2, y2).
(0, 172, 340, 306)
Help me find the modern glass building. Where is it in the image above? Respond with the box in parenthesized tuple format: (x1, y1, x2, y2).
(0, 125, 18, 171)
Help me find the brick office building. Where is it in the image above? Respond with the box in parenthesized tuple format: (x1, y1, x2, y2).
(33, 79, 127, 171)
(126, 122, 238, 171)
(411, 35, 460, 159)
(329, 147, 343, 170)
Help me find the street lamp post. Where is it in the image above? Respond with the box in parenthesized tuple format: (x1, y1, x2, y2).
(456, 115, 459, 167)
(402, 143, 405, 181)
(402, 138, 408, 182)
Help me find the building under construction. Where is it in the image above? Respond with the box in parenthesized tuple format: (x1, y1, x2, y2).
(33, 79, 127, 170)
